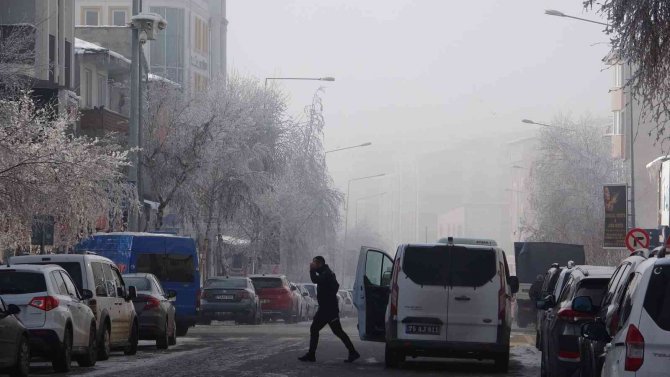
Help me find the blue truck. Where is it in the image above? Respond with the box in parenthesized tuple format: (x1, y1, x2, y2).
(77, 232, 200, 336)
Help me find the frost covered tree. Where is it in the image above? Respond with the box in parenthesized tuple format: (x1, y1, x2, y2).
(0, 94, 131, 248)
(523, 115, 627, 264)
(585, 0, 670, 143)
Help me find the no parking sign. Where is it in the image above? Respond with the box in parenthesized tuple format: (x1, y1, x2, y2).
(625, 228, 650, 252)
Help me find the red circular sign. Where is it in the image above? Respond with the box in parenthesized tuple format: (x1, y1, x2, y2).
(625, 228, 650, 252)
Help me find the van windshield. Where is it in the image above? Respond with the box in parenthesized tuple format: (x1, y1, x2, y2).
(402, 245, 497, 287)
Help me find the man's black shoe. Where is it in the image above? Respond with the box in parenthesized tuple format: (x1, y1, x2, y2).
(298, 353, 316, 362)
(344, 351, 360, 363)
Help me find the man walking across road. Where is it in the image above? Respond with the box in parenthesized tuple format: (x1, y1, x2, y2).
(298, 256, 360, 363)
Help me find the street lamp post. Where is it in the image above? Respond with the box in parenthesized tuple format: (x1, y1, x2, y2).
(325, 142, 372, 154)
(545, 9, 608, 27)
(522, 118, 572, 131)
(344, 173, 386, 247)
(264, 76, 335, 88)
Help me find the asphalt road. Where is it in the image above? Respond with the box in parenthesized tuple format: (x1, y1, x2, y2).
(24, 319, 540, 377)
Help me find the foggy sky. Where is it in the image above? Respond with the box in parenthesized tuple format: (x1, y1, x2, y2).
(227, 0, 611, 197)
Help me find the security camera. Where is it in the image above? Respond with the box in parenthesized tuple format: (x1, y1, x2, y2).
(131, 12, 168, 42)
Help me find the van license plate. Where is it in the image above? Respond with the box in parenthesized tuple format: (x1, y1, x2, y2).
(405, 324, 440, 335)
(217, 295, 234, 300)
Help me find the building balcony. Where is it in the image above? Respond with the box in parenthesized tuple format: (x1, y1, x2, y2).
(79, 106, 128, 144)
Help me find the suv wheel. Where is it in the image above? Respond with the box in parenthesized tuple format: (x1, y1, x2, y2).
(98, 323, 111, 361)
(76, 324, 98, 367)
(9, 335, 30, 377)
(157, 319, 169, 349)
(168, 318, 177, 346)
(52, 327, 72, 373)
(494, 350, 509, 373)
(123, 322, 139, 355)
(384, 343, 404, 368)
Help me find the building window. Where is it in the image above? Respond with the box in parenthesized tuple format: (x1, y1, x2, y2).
(613, 64, 623, 88)
(150, 7, 185, 84)
(195, 17, 208, 54)
(194, 72, 208, 92)
(612, 110, 623, 135)
(83, 8, 100, 26)
(97, 74, 107, 107)
(84, 69, 93, 108)
(110, 8, 128, 26)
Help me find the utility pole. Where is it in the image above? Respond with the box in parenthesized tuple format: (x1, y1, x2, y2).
(128, 0, 140, 231)
(628, 63, 636, 229)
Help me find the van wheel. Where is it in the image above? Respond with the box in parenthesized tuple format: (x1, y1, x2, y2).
(76, 324, 98, 367)
(98, 323, 111, 361)
(9, 335, 30, 377)
(52, 327, 72, 373)
(176, 323, 189, 337)
(124, 322, 139, 355)
(157, 319, 169, 349)
(168, 318, 177, 346)
(384, 344, 404, 368)
(494, 350, 509, 373)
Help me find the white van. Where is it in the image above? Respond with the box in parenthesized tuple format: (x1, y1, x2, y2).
(353, 237, 519, 372)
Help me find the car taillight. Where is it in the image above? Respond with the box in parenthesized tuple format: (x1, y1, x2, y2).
(238, 291, 250, 299)
(557, 307, 593, 323)
(390, 258, 400, 318)
(624, 324, 644, 371)
(29, 296, 59, 311)
(144, 296, 161, 310)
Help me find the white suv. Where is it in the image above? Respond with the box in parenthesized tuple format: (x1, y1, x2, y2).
(583, 252, 670, 376)
(353, 238, 519, 372)
(11, 254, 139, 360)
(0, 264, 97, 373)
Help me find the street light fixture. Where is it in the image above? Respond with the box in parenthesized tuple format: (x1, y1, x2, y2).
(544, 9, 608, 26)
(325, 142, 372, 154)
(264, 76, 336, 88)
(521, 118, 572, 131)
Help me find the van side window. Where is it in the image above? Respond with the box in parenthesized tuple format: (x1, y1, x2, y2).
(91, 262, 108, 297)
(643, 265, 670, 331)
(136, 253, 166, 280)
(60, 271, 80, 297)
(102, 263, 117, 297)
(51, 271, 69, 295)
(364, 251, 384, 286)
(112, 267, 125, 289)
(618, 273, 641, 327)
(381, 255, 393, 286)
(603, 264, 627, 306)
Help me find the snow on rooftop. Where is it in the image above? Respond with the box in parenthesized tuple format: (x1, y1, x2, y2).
(74, 38, 130, 64)
(148, 73, 180, 87)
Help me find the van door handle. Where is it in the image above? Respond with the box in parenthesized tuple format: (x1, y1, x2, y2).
(454, 296, 470, 301)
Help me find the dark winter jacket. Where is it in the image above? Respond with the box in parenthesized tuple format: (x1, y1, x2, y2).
(310, 264, 340, 313)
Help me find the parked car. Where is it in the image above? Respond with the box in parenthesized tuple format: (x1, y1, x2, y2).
(338, 290, 354, 317)
(11, 253, 139, 360)
(123, 273, 177, 349)
(249, 275, 299, 323)
(538, 265, 615, 377)
(77, 232, 200, 336)
(536, 263, 575, 350)
(354, 238, 519, 372)
(297, 284, 317, 318)
(0, 296, 30, 377)
(577, 253, 647, 377)
(0, 264, 98, 373)
(582, 251, 670, 377)
(200, 276, 262, 325)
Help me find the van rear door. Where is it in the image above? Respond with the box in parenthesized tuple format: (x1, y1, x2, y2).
(446, 246, 499, 344)
(353, 247, 392, 342)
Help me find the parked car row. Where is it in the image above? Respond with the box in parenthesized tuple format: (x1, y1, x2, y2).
(198, 275, 333, 324)
(536, 248, 670, 377)
(0, 253, 179, 376)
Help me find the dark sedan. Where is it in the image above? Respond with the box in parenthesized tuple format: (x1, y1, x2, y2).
(200, 277, 262, 325)
(123, 273, 177, 349)
(0, 296, 30, 377)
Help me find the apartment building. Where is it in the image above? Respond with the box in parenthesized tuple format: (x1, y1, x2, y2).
(0, 0, 77, 111)
(74, 0, 227, 92)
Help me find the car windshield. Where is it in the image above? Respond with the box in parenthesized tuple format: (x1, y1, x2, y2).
(251, 278, 282, 289)
(123, 277, 152, 291)
(0, 271, 47, 294)
(205, 279, 247, 289)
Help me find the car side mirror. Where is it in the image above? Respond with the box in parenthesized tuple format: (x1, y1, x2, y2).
(302, 292, 308, 297)
(96, 286, 107, 296)
(290, 285, 297, 291)
(127, 286, 137, 301)
(581, 321, 610, 342)
(7, 304, 20, 315)
(81, 289, 94, 300)
(381, 271, 392, 287)
(572, 296, 594, 313)
(509, 276, 520, 294)
(167, 289, 177, 299)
